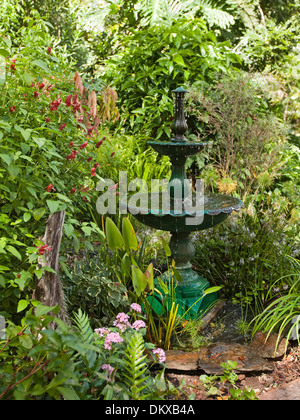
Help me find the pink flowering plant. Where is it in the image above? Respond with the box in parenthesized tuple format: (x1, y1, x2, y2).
(92, 303, 169, 399)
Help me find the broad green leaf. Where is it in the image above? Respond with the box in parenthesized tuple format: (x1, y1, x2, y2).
(161, 238, 171, 257)
(32, 137, 47, 148)
(131, 265, 148, 297)
(122, 218, 138, 253)
(32, 59, 50, 73)
(105, 217, 124, 250)
(23, 212, 32, 222)
(35, 303, 59, 317)
(6, 245, 22, 260)
(0, 48, 9, 57)
(0, 153, 12, 166)
(19, 334, 33, 350)
(17, 299, 29, 313)
(204, 286, 223, 295)
(46, 200, 60, 214)
(64, 223, 74, 238)
(57, 386, 80, 401)
(33, 207, 46, 221)
(145, 263, 154, 291)
(173, 54, 186, 67)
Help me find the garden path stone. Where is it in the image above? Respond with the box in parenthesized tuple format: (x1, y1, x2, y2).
(259, 379, 300, 400)
(249, 332, 287, 359)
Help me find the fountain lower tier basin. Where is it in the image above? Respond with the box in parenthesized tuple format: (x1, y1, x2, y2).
(124, 193, 243, 233)
(147, 268, 218, 320)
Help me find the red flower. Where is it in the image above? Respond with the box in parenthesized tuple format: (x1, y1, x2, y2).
(65, 94, 73, 107)
(46, 184, 55, 192)
(59, 123, 66, 131)
(38, 244, 52, 255)
(111, 152, 115, 158)
(71, 188, 76, 194)
(80, 141, 88, 150)
(50, 98, 62, 111)
(39, 83, 45, 90)
(69, 141, 74, 148)
(87, 157, 92, 162)
(34, 91, 39, 98)
(47, 46, 52, 54)
(9, 106, 16, 113)
(46, 117, 50, 123)
(96, 140, 103, 149)
(91, 168, 96, 177)
(93, 162, 100, 168)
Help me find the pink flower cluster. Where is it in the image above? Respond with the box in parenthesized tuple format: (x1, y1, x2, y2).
(130, 303, 142, 313)
(152, 348, 166, 363)
(131, 320, 146, 331)
(104, 332, 123, 350)
(113, 312, 131, 332)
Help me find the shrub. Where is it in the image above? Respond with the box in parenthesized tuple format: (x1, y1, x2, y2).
(104, 16, 241, 138)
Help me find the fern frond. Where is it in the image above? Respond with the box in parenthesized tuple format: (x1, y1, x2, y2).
(73, 309, 94, 345)
(73, 309, 99, 370)
(124, 332, 151, 400)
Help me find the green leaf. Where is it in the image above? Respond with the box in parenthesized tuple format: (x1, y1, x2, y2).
(17, 299, 29, 313)
(32, 137, 47, 148)
(0, 48, 9, 57)
(173, 54, 186, 67)
(35, 303, 59, 317)
(161, 238, 171, 257)
(122, 218, 138, 253)
(204, 286, 223, 295)
(6, 245, 22, 260)
(57, 386, 80, 401)
(23, 212, 32, 222)
(105, 217, 124, 250)
(32, 59, 50, 73)
(19, 334, 33, 349)
(64, 223, 74, 238)
(46, 200, 60, 214)
(0, 153, 12, 166)
(131, 265, 148, 297)
(33, 207, 46, 221)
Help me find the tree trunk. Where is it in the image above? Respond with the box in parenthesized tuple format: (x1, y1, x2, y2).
(33, 211, 68, 324)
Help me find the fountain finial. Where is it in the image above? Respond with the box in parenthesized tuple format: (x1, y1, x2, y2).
(172, 87, 189, 142)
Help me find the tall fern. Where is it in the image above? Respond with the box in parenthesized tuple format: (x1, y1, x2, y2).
(123, 332, 152, 400)
(73, 309, 99, 370)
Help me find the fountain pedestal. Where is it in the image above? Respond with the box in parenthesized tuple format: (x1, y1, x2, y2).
(150, 231, 218, 319)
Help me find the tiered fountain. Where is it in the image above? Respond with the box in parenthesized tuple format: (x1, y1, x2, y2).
(126, 88, 243, 319)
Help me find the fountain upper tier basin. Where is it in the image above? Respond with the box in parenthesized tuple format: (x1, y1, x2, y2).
(124, 193, 243, 233)
(148, 140, 209, 159)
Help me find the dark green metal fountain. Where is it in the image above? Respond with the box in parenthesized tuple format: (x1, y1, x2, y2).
(127, 88, 243, 319)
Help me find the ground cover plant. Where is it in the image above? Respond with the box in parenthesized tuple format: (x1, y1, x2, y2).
(0, 0, 299, 401)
